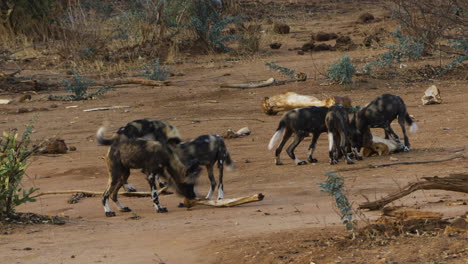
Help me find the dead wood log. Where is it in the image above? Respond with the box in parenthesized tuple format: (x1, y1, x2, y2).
(185, 193, 265, 208)
(332, 155, 463, 173)
(31, 186, 168, 199)
(220, 78, 275, 89)
(359, 174, 468, 210)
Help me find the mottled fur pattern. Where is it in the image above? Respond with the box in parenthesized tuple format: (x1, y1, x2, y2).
(325, 105, 361, 165)
(97, 119, 182, 147)
(102, 139, 200, 217)
(268, 106, 329, 165)
(176, 135, 234, 200)
(350, 94, 418, 152)
(97, 119, 182, 192)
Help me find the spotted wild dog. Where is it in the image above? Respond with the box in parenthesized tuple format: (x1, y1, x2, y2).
(268, 106, 329, 165)
(350, 94, 418, 152)
(102, 138, 201, 217)
(325, 104, 361, 165)
(176, 135, 234, 200)
(97, 119, 182, 192)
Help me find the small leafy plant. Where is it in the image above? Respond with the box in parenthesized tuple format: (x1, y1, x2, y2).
(0, 126, 38, 216)
(320, 171, 355, 231)
(49, 70, 111, 101)
(327, 56, 356, 85)
(441, 39, 468, 74)
(141, 59, 171, 81)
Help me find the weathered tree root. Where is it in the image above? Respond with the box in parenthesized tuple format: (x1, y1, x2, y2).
(359, 174, 468, 210)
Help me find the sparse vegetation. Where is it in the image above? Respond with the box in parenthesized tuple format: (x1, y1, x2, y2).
(363, 29, 424, 73)
(0, 126, 38, 216)
(140, 59, 171, 81)
(327, 55, 356, 85)
(320, 172, 355, 231)
(48, 70, 111, 101)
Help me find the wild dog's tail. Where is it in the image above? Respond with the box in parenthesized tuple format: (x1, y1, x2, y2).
(405, 113, 418, 133)
(218, 136, 234, 171)
(96, 126, 118, 145)
(268, 120, 286, 150)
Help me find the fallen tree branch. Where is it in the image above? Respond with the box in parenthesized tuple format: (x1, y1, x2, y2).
(359, 174, 468, 210)
(185, 193, 265, 207)
(83, 106, 131, 112)
(220, 73, 307, 89)
(220, 77, 275, 89)
(332, 155, 463, 173)
(31, 186, 168, 199)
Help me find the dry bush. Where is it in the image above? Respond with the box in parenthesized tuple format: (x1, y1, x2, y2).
(390, 0, 467, 53)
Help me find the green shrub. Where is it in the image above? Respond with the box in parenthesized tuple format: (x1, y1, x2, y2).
(141, 59, 171, 81)
(49, 70, 111, 101)
(0, 126, 38, 216)
(320, 171, 354, 231)
(363, 29, 424, 73)
(327, 56, 356, 85)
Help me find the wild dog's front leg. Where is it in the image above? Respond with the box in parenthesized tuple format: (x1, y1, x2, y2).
(147, 173, 168, 213)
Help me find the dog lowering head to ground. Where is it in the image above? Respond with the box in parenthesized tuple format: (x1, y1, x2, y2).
(176, 135, 234, 200)
(97, 119, 182, 192)
(268, 106, 329, 165)
(102, 138, 201, 217)
(350, 94, 418, 152)
(325, 104, 362, 165)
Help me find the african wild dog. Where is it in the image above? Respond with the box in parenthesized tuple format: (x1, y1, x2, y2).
(325, 105, 362, 165)
(268, 106, 329, 165)
(350, 94, 418, 152)
(176, 135, 234, 200)
(97, 119, 182, 192)
(102, 139, 201, 217)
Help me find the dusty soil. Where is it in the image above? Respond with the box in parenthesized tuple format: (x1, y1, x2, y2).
(1, 1, 467, 263)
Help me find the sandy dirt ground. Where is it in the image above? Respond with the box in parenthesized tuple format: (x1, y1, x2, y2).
(1, 1, 467, 263)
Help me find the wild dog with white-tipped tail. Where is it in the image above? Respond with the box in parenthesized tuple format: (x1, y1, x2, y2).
(350, 94, 418, 152)
(102, 139, 201, 217)
(325, 104, 362, 165)
(176, 135, 234, 200)
(268, 106, 329, 165)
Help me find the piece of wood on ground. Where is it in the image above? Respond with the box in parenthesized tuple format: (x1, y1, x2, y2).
(83, 106, 131, 112)
(185, 193, 265, 208)
(382, 207, 443, 220)
(359, 173, 468, 210)
(220, 78, 275, 89)
(31, 186, 169, 199)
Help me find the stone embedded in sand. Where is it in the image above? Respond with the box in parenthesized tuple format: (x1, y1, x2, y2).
(270, 42, 282, 49)
(358, 12, 375, 23)
(41, 138, 68, 154)
(273, 23, 290, 34)
(313, 43, 331, 51)
(334, 36, 356, 51)
(301, 42, 315, 51)
(314, 31, 331, 41)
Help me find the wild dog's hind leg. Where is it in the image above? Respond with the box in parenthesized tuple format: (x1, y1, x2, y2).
(110, 168, 132, 213)
(103, 158, 127, 217)
(217, 160, 224, 200)
(308, 133, 321, 163)
(205, 165, 216, 200)
(398, 115, 410, 152)
(274, 129, 292, 165)
(340, 131, 354, 164)
(147, 172, 168, 213)
(287, 134, 307, 165)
